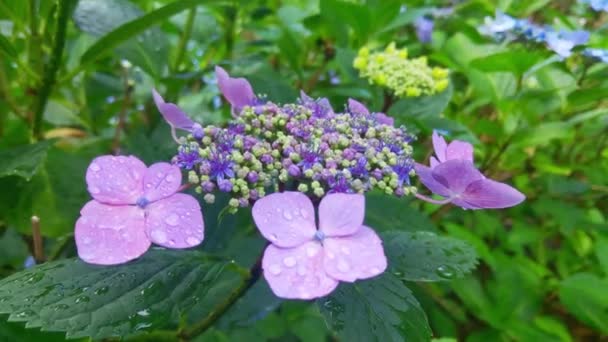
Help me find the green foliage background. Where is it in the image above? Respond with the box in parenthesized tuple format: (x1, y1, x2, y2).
(0, 0, 607, 341)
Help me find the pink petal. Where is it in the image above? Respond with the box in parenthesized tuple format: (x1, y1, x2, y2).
(86, 155, 146, 205)
(252, 192, 316, 248)
(319, 193, 365, 237)
(142, 162, 182, 202)
(414, 163, 450, 197)
(454, 178, 525, 209)
(429, 156, 440, 168)
(432, 131, 448, 162)
(262, 242, 339, 300)
(348, 98, 369, 115)
(145, 193, 204, 248)
(323, 226, 387, 282)
(75, 201, 150, 265)
(215, 66, 256, 108)
(152, 89, 195, 130)
(446, 140, 474, 162)
(431, 159, 485, 195)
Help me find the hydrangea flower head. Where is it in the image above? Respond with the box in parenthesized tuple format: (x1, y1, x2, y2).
(415, 132, 525, 209)
(252, 192, 387, 299)
(75, 155, 204, 265)
(353, 42, 449, 97)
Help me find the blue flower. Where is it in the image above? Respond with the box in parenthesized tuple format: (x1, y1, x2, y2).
(580, 0, 608, 11)
(415, 17, 434, 44)
(177, 149, 201, 170)
(209, 152, 234, 180)
(545, 30, 589, 58)
(583, 48, 608, 63)
(350, 157, 369, 177)
(392, 157, 414, 187)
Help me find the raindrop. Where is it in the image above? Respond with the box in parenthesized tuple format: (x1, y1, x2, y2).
(435, 265, 455, 279)
(186, 237, 199, 246)
(268, 264, 282, 275)
(283, 257, 297, 267)
(164, 214, 179, 226)
(75, 295, 90, 303)
(53, 304, 69, 311)
(269, 234, 278, 241)
(337, 259, 350, 272)
(165, 174, 174, 182)
(89, 186, 101, 194)
(94, 286, 109, 295)
(282, 211, 293, 220)
(90, 163, 101, 172)
(137, 309, 150, 317)
(300, 209, 309, 218)
(151, 230, 167, 244)
(25, 273, 44, 284)
(340, 246, 351, 255)
(296, 265, 307, 276)
(306, 246, 318, 257)
(15, 310, 35, 318)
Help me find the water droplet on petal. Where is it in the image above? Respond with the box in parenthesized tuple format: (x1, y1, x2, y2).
(164, 214, 179, 226)
(90, 163, 101, 172)
(306, 246, 318, 257)
(435, 265, 455, 279)
(137, 309, 150, 316)
(282, 211, 293, 220)
(151, 230, 167, 243)
(268, 264, 282, 275)
(340, 246, 351, 255)
(165, 174, 174, 182)
(337, 259, 350, 272)
(369, 267, 380, 275)
(297, 265, 307, 276)
(186, 237, 199, 246)
(269, 234, 278, 241)
(283, 257, 296, 267)
(300, 209, 309, 218)
(89, 186, 100, 194)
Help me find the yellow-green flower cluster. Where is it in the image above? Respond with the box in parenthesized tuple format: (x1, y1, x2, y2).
(353, 43, 449, 97)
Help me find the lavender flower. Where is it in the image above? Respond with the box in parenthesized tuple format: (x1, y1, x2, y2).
(415, 17, 434, 44)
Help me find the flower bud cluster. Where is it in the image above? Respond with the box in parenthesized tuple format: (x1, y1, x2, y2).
(353, 42, 449, 97)
(175, 94, 417, 210)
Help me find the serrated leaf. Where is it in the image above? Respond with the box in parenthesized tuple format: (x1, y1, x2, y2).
(388, 83, 453, 119)
(0, 249, 248, 339)
(0, 141, 53, 180)
(365, 192, 437, 233)
(382, 231, 478, 281)
(317, 273, 431, 342)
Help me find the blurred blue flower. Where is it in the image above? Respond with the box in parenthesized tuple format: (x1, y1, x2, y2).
(415, 17, 434, 44)
(478, 11, 518, 37)
(583, 48, 608, 63)
(24, 256, 36, 268)
(545, 30, 590, 58)
(580, 0, 608, 11)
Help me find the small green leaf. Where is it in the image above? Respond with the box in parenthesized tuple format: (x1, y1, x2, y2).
(558, 273, 608, 334)
(317, 273, 431, 342)
(79, 0, 219, 68)
(0, 34, 17, 59)
(0, 141, 53, 180)
(0, 249, 248, 339)
(471, 50, 546, 77)
(382, 231, 478, 281)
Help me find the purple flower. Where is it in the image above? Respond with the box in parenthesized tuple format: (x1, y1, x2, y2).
(208, 152, 234, 180)
(215, 66, 257, 110)
(415, 132, 525, 209)
(177, 149, 201, 170)
(350, 157, 369, 177)
(252, 192, 387, 299)
(299, 146, 323, 170)
(152, 89, 196, 142)
(328, 172, 352, 193)
(217, 178, 233, 192)
(76, 156, 204, 265)
(347, 98, 369, 116)
(288, 164, 301, 177)
(300, 91, 334, 118)
(392, 157, 413, 186)
(415, 17, 434, 43)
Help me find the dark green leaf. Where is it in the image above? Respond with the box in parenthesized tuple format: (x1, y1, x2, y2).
(0, 34, 17, 59)
(389, 83, 453, 119)
(0, 141, 53, 180)
(365, 192, 437, 233)
(558, 273, 608, 334)
(0, 249, 248, 339)
(317, 273, 431, 342)
(217, 280, 282, 329)
(382, 231, 478, 282)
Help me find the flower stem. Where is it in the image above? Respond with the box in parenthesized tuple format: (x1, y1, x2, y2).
(31, 0, 72, 140)
(414, 192, 452, 205)
(31, 216, 45, 263)
(172, 8, 197, 73)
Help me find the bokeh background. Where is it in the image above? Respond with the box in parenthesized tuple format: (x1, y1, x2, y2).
(0, 0, 607, 341)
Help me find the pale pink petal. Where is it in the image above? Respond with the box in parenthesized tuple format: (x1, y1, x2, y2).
(75, 201, 150, 265)
(432, 131, 448, 162)
(145, 193, 204, 248)
(348, 98, 369, 115)
(142, 162, 182, 202)
(152, 89, 195, 130)
(323, 226, 387, 282)
(446, 140, 474, 162)
(319, 193, 365, 237)
(431, 159, 485, 195)
(262, 242, 339, 300)
(415, 163, 450, 197)
(215, 66, 256, 108)
(86, 155, 146, 205)
(453, 178, 525, 209)
(252, 192, 316, 248)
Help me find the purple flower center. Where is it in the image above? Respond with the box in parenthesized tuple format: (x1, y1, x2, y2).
(177, 150, 201, 170)
(136, 197, 150, 208)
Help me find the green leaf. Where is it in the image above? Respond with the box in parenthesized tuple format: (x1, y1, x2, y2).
(0, 249, 248, 339)
(470, 50, 546, 77)
(317, 272, 431, 342)
(79, 0, 218, 68)
(558, 273, 608, 334)
(0, 34, 17, 59)
(388, 83, 453, 119)
(382, 231, 478, 281)
(0, 228, 29, 270)
(0, 141, 53, 180)
(217, 280, 282, 329)
(365, 192, 437, 233)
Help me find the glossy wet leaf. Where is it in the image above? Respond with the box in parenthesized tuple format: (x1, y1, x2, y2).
(0, 249, 248, 339)
(0, 141, 53, 180)
(365, 192, 437, 233)
(382, 231, 478, 281)
(317, 272, 431, 342)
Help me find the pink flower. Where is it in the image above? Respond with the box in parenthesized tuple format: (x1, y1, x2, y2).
(415, 132, 525, 209)
(75, 155, 204, 265)
(347, 98, 394, 126)
(152, 89, 202, 142)
(252, 192, 387, 300)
